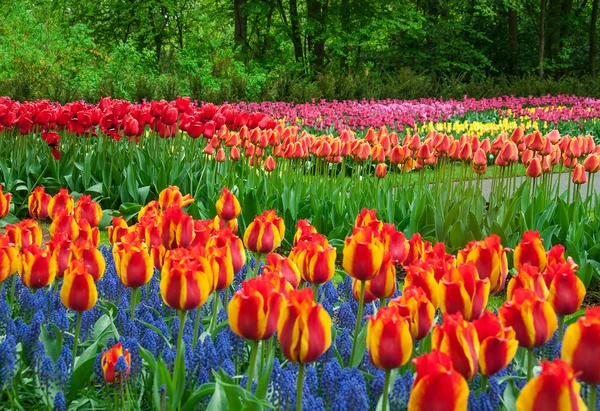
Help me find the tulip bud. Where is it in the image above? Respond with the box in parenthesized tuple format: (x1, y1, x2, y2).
(367, 306, 413, 369)
(20, 245, 57, 289)
(215, 187, 241, 221)
(289, 240, 336, 285)
(525, 157, 542, 178)
(375, 163, 387, 178)
(101, 343, 131, 384)
(390, 286, 435, 341)
(473, 311, 518, 376)
(60, 259, 98, 312)
(571, 163, 587, 184)
(28, 186, 51, 219)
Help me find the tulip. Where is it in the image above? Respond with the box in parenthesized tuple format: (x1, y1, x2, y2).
(390, 285, 435, 341)
(207, 228, 246, 274)
(507, 263, 549, 301)
(407, 351, 469, 411)
(351, 277, 378, 304)
(107, 217, 132, 244)
(7, 219, 43, 250)
(456, 234, 508, 293)
(74, 195, 102, 227)
(572, 163, 588, 184)
(514, 231, 547, 272)
(525, 157, 542, 178)
(367, 305, 413, 411)
(49, 209, 80, 241)
(584, 153, 600, 173)
(113, 239, 153, 320)
(48, 233, 72, 278)
(375, 163, 387, 178)
(516, 360, 587, 411)
(473, 311, 518, 377)
(289, 240, 336, 290)
(215, 187, 241, 221)
(20, 245, 57, 289)
(264, 155, 276, 172)
(293, 220, 318, 245)
(439, 263, 490, 321)
(101, 343, 131, 384)
(70, 241, 105, 282)
(48, 188, 74, 219)
(381, 223, 409, 265)
(432, 312, 480, 380)
(354, 208, 383, 231)
(360, 252, 396, 304)
(60, 259, 98, 312)
(158, 186, 194, 210)
(404, 233, 432, 265)
(0, 185, 11, 219)
(499, 289, 557, 379)
(160, 206, 194, 249)
(545, 263, 585, 341)
(277, 288, 332, 411)
(0, 235, 19, 284)
(562, 308, 600, 410)
(243, 210, 285, 277)
(28, 186, 51, 219)
(264, 253, 301, 288)
(404, 260, 440, 309)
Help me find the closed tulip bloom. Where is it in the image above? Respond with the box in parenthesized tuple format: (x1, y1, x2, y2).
(107, 217, 132, 244)
(290, 241, 336, 284)
(264, 156, 276, 172)
(278, 288, 332, 363)
(101, 343, 132, 384)
(456, 234, 508, 293)
(562, 307, 600, 385)
(352, 277, 378, 303)
(7, 219, 43, 251)
(375, 163, 387, 178)
(381, 223, 409, 265)
(473, 311, 518, 376)
(432, 312, 480, 380)
(48, 233, 73, 278)
(207, 228, 246, 273)
(507, 264, 549, 301)
(215, 187, 241, 221)
(161, 206, 194, 249)
(113, 241, 153, 288)
(343, 227, 385, 281)
(158, 186, 194, 210)
(138, 201, 161, 223)
(526, 157, 543, 178)
(404, 233, 432, 266)
(362, 252, 397, 299)
(583, 153, 600, 173)
(160, 251, 215, 311)
(20, 245, 57, 289)
(243, 210, 285, 254)
(514, 231, 547, 272)
(407, 351, 469, 411)
(28, 186, 51, 219)
(0, 235, 20, 283)
(499, 289, 557, 349)
(228, 275, 284, 340)
(48, 188, 74, 220)
(404, 260, 440, 309)
(367, 306, 413, 369)
(440, 263, 490, 321)
(209, 245, 234, 290)
(293, 220, 318, 246)
(354, 208, 383, 231)
(545, 264, 585, 316)
(571, 164, 587, 184)
(264, 253, 301, 288)
(390, 286, 435, 341)
(0, 185, 11, 219)
(74, 195, 102, 227)
(516, 360, 587, 411)
(60, 259, 98, 312)
(49, 209, 80, 241)
(75, 219, 100, 249)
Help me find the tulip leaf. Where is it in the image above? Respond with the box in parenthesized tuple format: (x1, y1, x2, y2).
(39, 323, 63, 363)
(500, 381, 519, 411)
(75, 341, 99, 370)
(180, 383, 216, 411)
(138, 345, 157, 371)
(66, 356, 96, 402)
(92, 314, 120, 345)
(350, 322, 368, 368)
(254, 340, 275, 400)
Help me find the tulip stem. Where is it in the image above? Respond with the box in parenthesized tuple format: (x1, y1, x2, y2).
(252, 253, 261, 279)
(311, 283, 319, 302)
(527, 348, 534, 380)
(130, 287, 138, 322)
(350, 279, 367, 367)
(480, 375, 488, 392)
(379, 298, 386, 309)
(192, 306, 201, 351)
(296, 362, 305, 411)
(246, 340, 259, 392)
(172, 310, 186, 406)
(72, 311, 82, 371)
(210, 291, 220, 332)
(590, 384, 597, 411)
(9, 274, 16, 312)
(558, 315, 565, 343)
(382, 369, 391, 411)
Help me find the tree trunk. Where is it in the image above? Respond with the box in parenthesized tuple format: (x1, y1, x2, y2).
(306, 0, 328, 72)
(591, 0, 599, 77)
(290, 0, 304, 63)
(508, 7, 519, 76)
(234, 0, 247, 50)
(538, 0, 546, 77)
(340, 0, 350, 69)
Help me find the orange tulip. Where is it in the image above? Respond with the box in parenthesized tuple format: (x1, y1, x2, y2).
(49, 209, 80, 241)
(0, 185, 12, 218)
(545, 263, 585, 316)
(101, 343, 131, 384)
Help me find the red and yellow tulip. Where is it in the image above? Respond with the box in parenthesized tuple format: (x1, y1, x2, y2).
(367, 305, 413, 369)
(439, 263, 490, 321)
(70, 241, 105, 282)
(74, 195, 103, 227)
(48, 188, 74, 220)
(277, 288, 332, 363)
(342, 227, 385, 281)
(514, 231, 547, 272)
(101, 343, 131, 384)
(158, 186, 194, 210)
(0, 235, 20, 283)
(243, 210, 285, 254)
(49, 209, 80, 241)
(160, 206, 194, 249)
(215, 187, 241, 221)
(404, 260, 440, 309)
(545, 263, 585, 316)
(456, 234, 508, 293)
(515, 360, 587, 411)
(28, 186, 51, 219)
(473, 311, 518, 376)
(407, 351, 469, 411)
(507, 264, 549, 301)
(289, 240, 336, 285)
(432, 312, 480, 380)
(20, 245, 57, 289)
(113, 240, 153, 288)
(0, 185, 11, 219)
(228, 275, 284, 340)
(60, 259, 98, 312)
(390, 286, 435, 341)
(561, 307, 600, 385)
(264, 253, 301, 288)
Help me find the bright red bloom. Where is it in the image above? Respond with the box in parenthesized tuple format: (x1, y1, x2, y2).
(101, 343, 131, 384)
(28, 186, 51, 219)
(367, 306, 413, 369)
(439, 263, 490, 321)
(562, 307, 600, 385)
(473, 311, 518, 376)
(432, 312, 480, 380)
(514, 231, 547, 272)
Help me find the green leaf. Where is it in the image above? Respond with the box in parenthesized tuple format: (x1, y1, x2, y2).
(350, 322, 368, 368)
(138, 344, 157, 371)
(255, 341, 275, 400)
(500, 381, 519, 411)
(75, 341, 99, 370)
(66, 356, 96, 402)
(39, 323, 63, 363)
(92, 314, 120, 345)
(181, 383, 216, 411)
